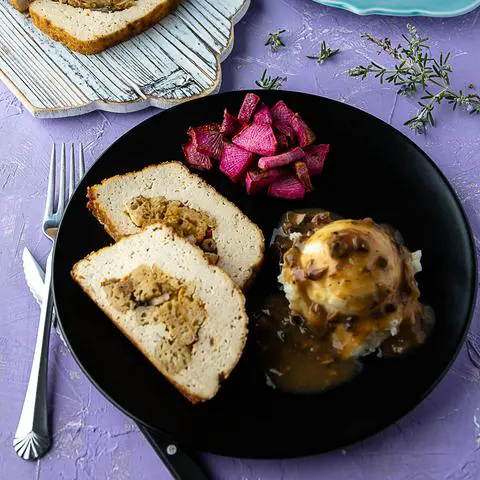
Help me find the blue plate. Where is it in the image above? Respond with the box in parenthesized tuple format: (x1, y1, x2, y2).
(314, 0, 480, 16)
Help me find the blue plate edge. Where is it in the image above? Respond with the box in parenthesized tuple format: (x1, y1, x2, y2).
(313, 0, 480, 17)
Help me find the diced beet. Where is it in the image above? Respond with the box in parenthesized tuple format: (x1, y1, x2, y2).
(188, 123, 223, 161)
(245, 169, 285, 195)
(258, 147, 304, 170)
(291, 113, 316, 147)
(238, 93, 261, 123)
(294, 161, 314, 192)
(232, 123, 277, 156)
(303, 144, 330, 176)
(273, 121, 296, 145)
(276, 132, 289, 151)
(220, 109, 241, 136)
(271, 100, 295, 125)
(182, 138, 212, 171)
(271, 101, 297, 146)
(219, 143, 255, 183)
(267, 175, 306, 200)
(253, 103, 273, 125)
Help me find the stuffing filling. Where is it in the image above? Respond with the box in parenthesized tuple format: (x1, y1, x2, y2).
(102, 264, 206, 374)
(57, 0, 135, 12)
(125, 196, 219, 265)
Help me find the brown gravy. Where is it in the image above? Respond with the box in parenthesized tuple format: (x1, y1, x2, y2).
(381, 304, 435, 357)
(254, 209, 434, 394)
(255, 294, 361, 393)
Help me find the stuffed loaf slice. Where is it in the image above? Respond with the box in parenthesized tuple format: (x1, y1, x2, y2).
(29, 0, 181, 54)
(71, 224, 248, 403)
(87, 161, 265, 290)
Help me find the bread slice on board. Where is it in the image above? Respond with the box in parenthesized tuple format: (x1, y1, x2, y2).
(71, 224, 248, 403)
(28, 0, 181, 55)
(87, 161, 265, 290)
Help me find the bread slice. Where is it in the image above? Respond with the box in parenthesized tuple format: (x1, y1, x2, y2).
(87, 161, 265, 290)
(29, 0, 181, 55)
(72, 224, 248, 403)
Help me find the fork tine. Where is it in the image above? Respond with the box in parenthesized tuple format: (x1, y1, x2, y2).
(68, 143, 75, 200)
(44, 145, 56, 219)
(56, 143, 66, 215)
(78, 143, 85, 180)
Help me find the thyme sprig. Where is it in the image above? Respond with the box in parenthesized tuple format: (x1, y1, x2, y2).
(265, 29, 286, 53)
(307, 41, 340, 64)
(348, 24, 480, 133)
(255, 69, 287, 90)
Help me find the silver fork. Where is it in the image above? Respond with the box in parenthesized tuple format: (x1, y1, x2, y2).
(13, 144, 85, 461)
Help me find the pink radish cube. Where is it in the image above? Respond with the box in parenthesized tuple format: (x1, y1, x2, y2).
(268, 175, 306, 200)
(291, 113, 316, 147)
(238, 93, 261, 123)
(258, 147, 305, 170)
(188, 123, 224, 161)
(304, 144, 330, 176)
(220, 109, 242, 136)
(253, 104, 273, 125)
(182, 138, 212, 171)
(219, 143, 255, 183)
(245, 169, 285, 195)
(232, 123, 277, 156)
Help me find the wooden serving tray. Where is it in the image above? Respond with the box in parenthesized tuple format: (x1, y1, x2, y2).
(0, 0, 249, 117)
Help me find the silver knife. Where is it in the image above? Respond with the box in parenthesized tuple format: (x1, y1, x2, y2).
(22, 247, 66, 346)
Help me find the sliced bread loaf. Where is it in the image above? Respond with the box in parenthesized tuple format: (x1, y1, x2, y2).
(72, 224, 248, 403)
(87, 161, 265, 290)
(29, 0, 181, 54)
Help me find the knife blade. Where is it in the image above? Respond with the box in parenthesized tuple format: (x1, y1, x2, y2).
(22, 247, 45, 306)
(22, 247, 67, 345)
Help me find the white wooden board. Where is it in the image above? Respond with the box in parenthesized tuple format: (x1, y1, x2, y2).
(0, 0, 249, 118)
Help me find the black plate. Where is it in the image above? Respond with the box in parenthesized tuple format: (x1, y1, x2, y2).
(53, 90, 477, 458)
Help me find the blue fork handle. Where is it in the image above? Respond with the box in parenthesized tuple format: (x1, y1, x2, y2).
(137, 423, 210, 480)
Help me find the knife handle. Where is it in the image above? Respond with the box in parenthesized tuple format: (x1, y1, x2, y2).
(13, 251, 53, 460)
(137, 423, 210, 480)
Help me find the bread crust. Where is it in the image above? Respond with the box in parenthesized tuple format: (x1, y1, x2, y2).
(29, 0, 182, 55)
(86, 161, 265, 290)
(87, 186, 123, 241)
(71, 224, 249, 404)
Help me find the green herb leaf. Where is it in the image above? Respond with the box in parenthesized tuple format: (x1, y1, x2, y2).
(255, 69, 287, 90)
(349, 24, 479, 132)
(265, 29, 286, 53)
(307, 41, 340, 65)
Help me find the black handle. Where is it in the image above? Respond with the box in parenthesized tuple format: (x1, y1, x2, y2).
(137, 423, 210, 480)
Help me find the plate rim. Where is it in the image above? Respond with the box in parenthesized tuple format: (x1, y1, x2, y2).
(313, 0, 480, 17)
(52, 89, 478, 458)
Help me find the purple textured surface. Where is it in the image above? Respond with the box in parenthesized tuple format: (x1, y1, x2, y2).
(1, 0, 480, 478)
